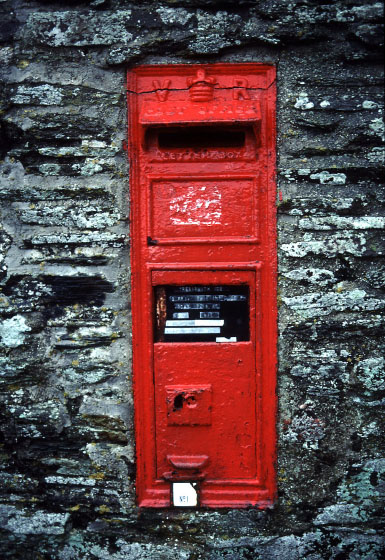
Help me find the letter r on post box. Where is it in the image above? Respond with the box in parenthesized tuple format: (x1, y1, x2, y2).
(127, 64, 277, 508)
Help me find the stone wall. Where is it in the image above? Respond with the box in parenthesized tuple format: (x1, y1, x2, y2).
(0, 1, 384, 558)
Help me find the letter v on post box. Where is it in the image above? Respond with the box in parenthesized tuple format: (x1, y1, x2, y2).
(127, 64, 277, 508)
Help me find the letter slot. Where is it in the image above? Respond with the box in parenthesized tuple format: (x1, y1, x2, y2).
(127, 64, 277, 508)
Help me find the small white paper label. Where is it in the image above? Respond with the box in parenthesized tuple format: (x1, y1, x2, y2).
(172, 482, 198, 507)
(216, 337, 237, 343)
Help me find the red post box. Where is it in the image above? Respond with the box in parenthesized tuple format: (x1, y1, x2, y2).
(127, 64, 276, 508)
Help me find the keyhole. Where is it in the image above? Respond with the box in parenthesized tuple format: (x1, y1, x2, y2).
(186, 396, 197, 408)
(174, 394, 184, 410)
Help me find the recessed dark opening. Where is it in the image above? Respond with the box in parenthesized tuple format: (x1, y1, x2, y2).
(154, 284, 250, 343)
(174, 394, 184, 410)
(158, 127, 246, 149)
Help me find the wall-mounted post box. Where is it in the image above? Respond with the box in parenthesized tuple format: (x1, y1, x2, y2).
(127, 64, 276, 508)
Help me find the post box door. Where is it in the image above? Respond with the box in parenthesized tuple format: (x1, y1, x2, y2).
(153, 270, 258, 491)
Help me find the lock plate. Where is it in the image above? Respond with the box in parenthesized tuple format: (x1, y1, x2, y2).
(166, 385, 212, 426)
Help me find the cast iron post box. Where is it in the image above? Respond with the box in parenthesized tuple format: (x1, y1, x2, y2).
(127, 64, 276, 508)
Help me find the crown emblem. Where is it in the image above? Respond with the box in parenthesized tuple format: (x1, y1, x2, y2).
(187, 69, 216, 102)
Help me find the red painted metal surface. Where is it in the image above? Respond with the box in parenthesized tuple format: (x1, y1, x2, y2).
(127, 64, 277, 508)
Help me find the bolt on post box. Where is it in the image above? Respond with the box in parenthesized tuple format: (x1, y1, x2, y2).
(127, 64, 277, 508)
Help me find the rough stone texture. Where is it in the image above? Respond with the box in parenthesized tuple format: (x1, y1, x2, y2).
(0, 0, 384, 558)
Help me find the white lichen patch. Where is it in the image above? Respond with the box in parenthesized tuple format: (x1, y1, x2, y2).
(156, 6, 193, 26)
(314, 503, 367, 525)
(282, 413, 325, 448)
(0, 315, 31, 347)
(369, 117, 385, 141)
(38, 163, 61, 176)
(330, 198, 355, 211)
(336, 458, 385, 518)
(44, 476, 96, 487)
(354, 357, 385, 394)
(358, 421, 382, 438)
(282, 268, 336, 286)
(362, 100, 379, 109)
(26, 11, 134, 47)
(0, 46, 14, 64)
(88, 347, 116, 361)
(18, 202, 120, 230)
(294, 92, 314, 110)
(73, 159, 104, 176)
(85, 442, 134, 468)
(283, 289, 384, 319)
(38, 144, 118, 157)
(81, 139, 109, 149)
(11, 84, 63, 105)
(310, 171, 347, 185)
(298, 216, 385, 231)
(367, 147, 385, 163)
(60, 366, 111, 387)
(0, 225, 11, 277)
(281, 232, 368, 258)
(13, 401, 71, 434)
(0, 505, 69, 535)
(280, 169, 296, 182)
(77, 326, 117, 338)
(27, 231, 124, 246)
(79, 396, 132, 422)
(65, 541, 191, 560)
(189, 11, 241, 54)
(290, 359, 349, 384)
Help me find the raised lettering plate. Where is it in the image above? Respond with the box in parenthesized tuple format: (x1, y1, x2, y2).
(149, 176, 259, 243)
